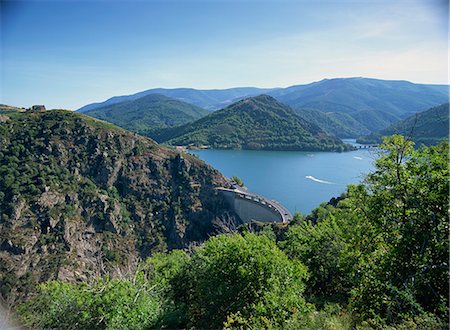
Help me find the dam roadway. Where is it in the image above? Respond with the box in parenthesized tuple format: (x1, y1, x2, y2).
(216, 186, 293, 223)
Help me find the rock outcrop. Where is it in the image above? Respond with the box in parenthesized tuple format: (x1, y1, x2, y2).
(0, 110, 239, 304)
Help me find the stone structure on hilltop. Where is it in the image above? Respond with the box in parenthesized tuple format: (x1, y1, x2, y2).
(30, 105, 46, 111)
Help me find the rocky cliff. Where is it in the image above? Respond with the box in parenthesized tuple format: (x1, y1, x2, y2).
(0, 110, 238, 304)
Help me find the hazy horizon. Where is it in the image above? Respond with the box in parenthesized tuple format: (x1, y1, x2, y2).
(1, 0, 448, 109)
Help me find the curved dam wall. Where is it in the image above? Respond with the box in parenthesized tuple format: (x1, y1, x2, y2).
(218, 189, 286, 223)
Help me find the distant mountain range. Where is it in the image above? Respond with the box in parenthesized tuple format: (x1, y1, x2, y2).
(151, 95, 351, 151)
(83, 93, 209, 136)
(78, 87, 275, 112)
(77, 77, 448, 135)
(269, 77, 447, 117)
(357, 103, 449, 146)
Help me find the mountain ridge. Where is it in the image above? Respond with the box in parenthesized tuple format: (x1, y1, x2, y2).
(78, 87, 277, 112)
(151, 94, 352, 152)
(77, 77, 448, 113)
(77, 77, 448, 134)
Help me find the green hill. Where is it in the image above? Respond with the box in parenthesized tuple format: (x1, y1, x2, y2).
(357, 103, 449, 145)
(292, 108, 371, 138)
(151, 95, 352, 151)
(0, 109, 238, 303)
(84, 93, 209, 135)
(350, 108, 400, 132)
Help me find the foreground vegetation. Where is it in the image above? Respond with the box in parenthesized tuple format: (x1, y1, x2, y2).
(14, 136, 448, 329)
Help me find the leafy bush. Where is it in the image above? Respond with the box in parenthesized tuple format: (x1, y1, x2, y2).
(17, 273, 162, 330)
(281, 202, 377, 301)
(171, 233, 311, 328)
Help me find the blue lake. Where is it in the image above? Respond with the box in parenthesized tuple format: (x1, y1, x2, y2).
(190, 141, 377, 215)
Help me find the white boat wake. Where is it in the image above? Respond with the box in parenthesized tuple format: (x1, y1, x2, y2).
(353, 156, 363, 160)
(305, 175, 335, 184)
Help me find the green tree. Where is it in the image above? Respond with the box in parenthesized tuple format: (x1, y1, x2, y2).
(349, 136, 449, 322)
(280, 136, 448, 326)
(171, 233, 311, 328)
(281, 198, 377, 302)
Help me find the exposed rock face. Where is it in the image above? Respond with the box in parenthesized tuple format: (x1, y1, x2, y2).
(0, 110, 238, 304)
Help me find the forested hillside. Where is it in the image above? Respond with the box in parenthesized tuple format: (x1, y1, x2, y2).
(84, 93, 209, 136)
(272, 77, 447, 113)
(358, 103, 449, 145)
(293, 108, 370, 138)
(151, 95, 352, 151)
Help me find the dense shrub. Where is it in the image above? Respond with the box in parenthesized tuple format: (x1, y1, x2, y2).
(17, 273, 161, 330)
(171, 233, 311, 329)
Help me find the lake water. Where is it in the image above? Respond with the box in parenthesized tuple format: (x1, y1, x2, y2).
(189, 141, 377, 215)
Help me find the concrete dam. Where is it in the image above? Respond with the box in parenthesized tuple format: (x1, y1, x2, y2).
(217, 187, 293, 223)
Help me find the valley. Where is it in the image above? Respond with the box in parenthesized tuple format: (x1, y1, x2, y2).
(2, 0, 449, 327)
(1, 80, 448, 330)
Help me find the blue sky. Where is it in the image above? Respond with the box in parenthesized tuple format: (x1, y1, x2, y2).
(1, 0, 448, 109)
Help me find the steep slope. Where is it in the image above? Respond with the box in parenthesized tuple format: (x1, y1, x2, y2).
(151, 95, 352, 151)
(0, 110, 238, 303)
(357, 103, 449, 145)
(293, 108, 371, 138)
(78, 87, 276, 112)
(83, 93, 209, 135)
